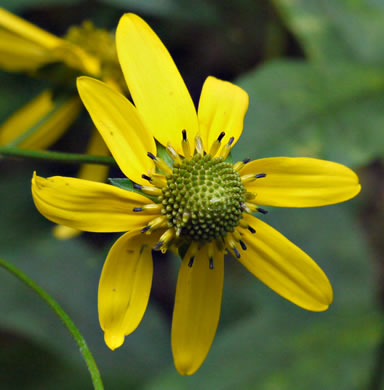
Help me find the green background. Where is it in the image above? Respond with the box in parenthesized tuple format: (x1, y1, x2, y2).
(0, 0, 383, 389)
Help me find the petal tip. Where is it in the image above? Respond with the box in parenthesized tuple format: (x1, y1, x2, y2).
(104, 331, 125, 350)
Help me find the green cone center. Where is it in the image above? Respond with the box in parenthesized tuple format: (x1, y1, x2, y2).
(161, 154, 246, 243)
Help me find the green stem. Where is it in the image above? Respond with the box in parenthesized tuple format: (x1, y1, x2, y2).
(0, 258, 104, 390)
(0, 146, 116, 167)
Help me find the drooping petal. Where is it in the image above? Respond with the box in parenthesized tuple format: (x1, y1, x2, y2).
(198, 76, 249, 153)
(0, 8, 62, 49)
(99, 231, 157, 350)
(239, 214, 333, 311)
(77, 128, 110, 183)
(0, 28, 52, 71)
(0, 91, 81, 150)
(32, 173, 155, 232)
(116, 13, 198, 153)
(172, 245, 224, 375)
(52, 129, 111, 240)
(241, 157, 361, 207)
(0, 9, 100, 75)
(77, 76, 156, 185)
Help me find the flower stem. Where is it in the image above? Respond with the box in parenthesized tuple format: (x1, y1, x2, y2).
(0, 257, 104, 390)
(0, 146, 116, 167)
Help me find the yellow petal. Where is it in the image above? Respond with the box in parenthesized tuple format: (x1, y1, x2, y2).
(32, 173, 155, 232)
(0, 8, 62, 49)
(99, 231, 156, 349)
(198, 76, 249, 153)
(0, 8, 99, 75)
(77, 128, 110, 183)
(52, 129, 111, 240)
(172, 245, 224, 375)
(0, 28, 52, 71)
(0, 91, 81, 150)
(52, 225, 82, 240)
(77, 76, 156, 185)
(116, 13, 198, 153)
(239, 214, 333, 311)
(242, 157, 361, 207)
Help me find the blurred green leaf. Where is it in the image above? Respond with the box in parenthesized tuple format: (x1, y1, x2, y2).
(274, 0, 384, 64)
(234, 60, 384, 167)
(99, 0, 219, 23)
(0, 168, 171, 389)
(2, 0, 83, 11)
(141, 201, 381, 390)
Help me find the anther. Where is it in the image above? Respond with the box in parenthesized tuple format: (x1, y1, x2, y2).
(195, 135, 204, 156)
(147, 153, 173, 175)
(142, 174, 152, 182)
(248, 225, 256, 234)
(133, 183, 142, 190)
(188, 256, 195, 267)
(233, 157, 252, 172)
(255, 173, 267, 179)
(181, 129, 191, 159)
(239, 240, 247, 250)
(138, 204, 163, 214)
(257, 207, 268, 215)
(209, 257, 214, 269)
(233, 247, 241, 259)
(141, 225, 150, 234)
(153, 241, 163, 251)
(209, 131, 226, 156)
(146, 216, 167, 233)
(220, 137, 235, 160)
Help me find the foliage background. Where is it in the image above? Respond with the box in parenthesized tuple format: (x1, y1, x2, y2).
(0, 0, 383, 389)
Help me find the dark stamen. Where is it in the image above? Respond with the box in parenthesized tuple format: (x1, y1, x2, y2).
(242, 157, 251, 164)
(255, 173, 266, 179)
(209, 257, 214, 269)
(133, 183, 142, 190)
(182, 129, 187, 141)
(188, 256, 195, 267)
(142, 174, 152, 182)
(239, 240, 247, 250)
(141, 226, 150, 234)
(248, 225, 256, 234)
(228, 137, 235, 146)
(257, 207, 268, 215)
(217, 132, 225, 142)
(233, 247, 241, 258)
(153, 241, 163, 251)
(147, 152, 156, 160)
(133, 207, 143, 212)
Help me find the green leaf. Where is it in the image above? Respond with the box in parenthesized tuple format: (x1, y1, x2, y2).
(274, 0, 384, 64)
(2, 0, 82, 11)
(108, 177, 159, 203)
(234, 60, 384, 166)
(99, 0, 219, 24)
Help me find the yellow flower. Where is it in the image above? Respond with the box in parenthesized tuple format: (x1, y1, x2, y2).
(0, 7, 125, 239)
(31, 13, 361, 375)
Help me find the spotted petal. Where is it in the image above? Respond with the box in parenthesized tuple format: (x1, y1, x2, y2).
(99, 231, 156, 349)
(239, 214, 333, 311)
(172, 245, 224, 375)
(198, 76, 249, 153)
(32, 174, 154, 232)
(241, 157, 361, 207)
(116, 13, 198, 154)
(77, 76, 156, 185)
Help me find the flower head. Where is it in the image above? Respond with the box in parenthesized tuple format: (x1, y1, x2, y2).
(31, 13, 361, 375)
